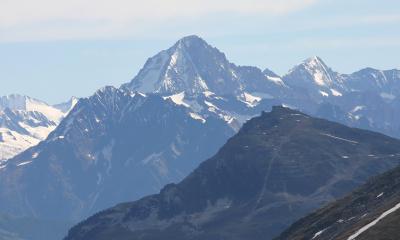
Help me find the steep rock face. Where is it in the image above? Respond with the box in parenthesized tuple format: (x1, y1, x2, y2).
(123, 36, 400, 140)
(122, 36, 287, 130)
(276, 165, 400, 240)
(123, 35, 285, 97)
(65, 107, 400, 240)
(0, 87, 233, 223)
(283, 56, 346, 102)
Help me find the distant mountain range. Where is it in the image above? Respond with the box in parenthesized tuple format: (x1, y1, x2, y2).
(65, 107, 400, 240)
(0, 35, 400, 240)
(123, 35, 400, 139)
(0, 95, 77, 162)
(0, 87, 234, 239)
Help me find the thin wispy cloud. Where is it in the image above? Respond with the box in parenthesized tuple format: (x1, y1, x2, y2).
(0, 0, 318, 42)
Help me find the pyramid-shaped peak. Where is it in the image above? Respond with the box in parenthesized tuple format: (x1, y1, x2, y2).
(171, 35, 219, 55)
(124, 35, 241, 96)
(303, 56, 328, 67)
(287, 56, 330, 75)
(175, 36, 215, 55)
(284, 56, 341, 88)
(177, 35, 206, 44)
(124, 35, 283, 97)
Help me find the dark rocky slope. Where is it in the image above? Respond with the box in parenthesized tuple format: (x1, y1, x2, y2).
(276, 161, 400, 240)
(65, 106, 400, 240)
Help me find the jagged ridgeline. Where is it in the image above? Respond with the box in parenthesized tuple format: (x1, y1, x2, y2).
(65, 107, 400, 240)
(1, 36, 400, 240)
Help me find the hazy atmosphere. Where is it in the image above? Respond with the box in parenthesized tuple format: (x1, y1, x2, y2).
(1, 1, 400, 240)
(1, 0, 399, 103)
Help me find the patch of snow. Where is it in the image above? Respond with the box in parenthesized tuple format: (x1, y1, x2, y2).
(266, 76, 285, 85)
(305, 56, 334, 87)
(189, 112, 206, 123)
(204, 100, 219, 112)
(348, 216, 356, 221)
(244, 92, 261, 103)
(376, 192, 384, 198)
(70, 97, 79, 110)
(239, 92, 262, 107)
(347, 202, 400, 240)
(321, 133, 359, 144)
(0, 128, 40, 161)
(282, 103, 295, 109)
(342, 156, 349, 159)
(203, 91, 215, 98)
(218, 114, 237, 124)
(25, 98, 64, 122)
(17, 161, 32, 167)
(236, 92, 263, 108)
(314, 72, 326, 86)
(163, 92, 190, 108)
(319, 90, 329, 97)
(312, 228, 327, 239)
(330, 89, 342, 97)
(351, 106, 365, 113)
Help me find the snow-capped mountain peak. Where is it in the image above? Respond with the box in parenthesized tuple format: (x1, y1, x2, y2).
(176, 35, 206, 46)
(283, 56, 347, 99)
(295, 56, 335, 87)
(0, 94, 64, 122)
(123, 35, 241, 97)
(0, 94, 73, 161)
(121, 36, 291, 129)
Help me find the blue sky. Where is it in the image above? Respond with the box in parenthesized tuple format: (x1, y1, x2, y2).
(0, 0, 399, 103)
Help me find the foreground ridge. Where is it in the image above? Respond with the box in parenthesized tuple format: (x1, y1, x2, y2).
(65, 106, 400, 240)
